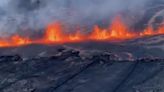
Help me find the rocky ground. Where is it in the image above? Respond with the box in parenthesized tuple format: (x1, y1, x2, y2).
(0, 47, 164, 92)
(0, 0, 164, 92)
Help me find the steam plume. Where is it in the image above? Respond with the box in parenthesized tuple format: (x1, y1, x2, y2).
(0, 0, 152, 37)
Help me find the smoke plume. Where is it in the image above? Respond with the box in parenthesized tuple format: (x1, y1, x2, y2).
(0, 0, 152, 37)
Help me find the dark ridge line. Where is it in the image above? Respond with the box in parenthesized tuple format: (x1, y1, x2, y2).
(112, 61, 139, 92)
(51, 61, 97, 91)
(0, 57, 68, 91)
(0, 75, 40, 92)
(0, 55, 164, 91)
(51, 59, 112, 91)
(136, 66, 163, 86)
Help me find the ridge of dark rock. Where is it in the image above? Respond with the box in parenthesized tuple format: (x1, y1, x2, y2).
(0, 49, 163, 92)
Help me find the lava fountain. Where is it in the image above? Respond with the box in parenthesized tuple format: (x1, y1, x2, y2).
(0, 16, 164, 47)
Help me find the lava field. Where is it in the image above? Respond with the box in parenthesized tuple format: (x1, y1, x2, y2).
(0, 0, 164, 92)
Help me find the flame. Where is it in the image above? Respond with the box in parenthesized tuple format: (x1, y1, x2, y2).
(0, 40, 10, 47)
(69, 31, 84, 41)
(11, 35, 31, 46)
(109, 17, 135, 39)
(90, 17, 136, 40)
(45, 23, 64, 43)
(90, 25, 109, 40)
(0, 16, 164, 47)
(157, 25, 164, 34)
(0, 35, 32, 47)
(140, 26, 154, 36)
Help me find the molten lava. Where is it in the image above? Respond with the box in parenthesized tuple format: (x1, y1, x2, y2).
(45, 22, 64, 43)
(11, 35, 32, 46)
(0, 16, 164, 47)
(69, 31, 84, 41)
(0, 35, 31, 47)
(90, 25, 109, 40)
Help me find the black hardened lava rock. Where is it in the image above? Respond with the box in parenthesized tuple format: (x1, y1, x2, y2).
(0, 49, 164, 92)
(0, 55, 22, 63)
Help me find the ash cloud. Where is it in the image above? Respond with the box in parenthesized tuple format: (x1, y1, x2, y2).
(0, 0, 152, 37)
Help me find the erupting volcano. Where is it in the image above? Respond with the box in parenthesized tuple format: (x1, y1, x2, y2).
(1, 0, 164, 92)
(0, 16, 164, 47)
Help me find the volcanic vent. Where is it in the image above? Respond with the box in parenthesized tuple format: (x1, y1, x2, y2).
(0, 0, 164, 92)
(1, 16, 164, 47)
(0, 0, 164, 47)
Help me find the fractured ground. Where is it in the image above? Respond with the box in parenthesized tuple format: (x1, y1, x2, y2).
(0, 48, 164, 92)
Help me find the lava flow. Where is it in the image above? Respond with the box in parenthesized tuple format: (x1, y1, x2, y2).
(0, 16, 164, 47)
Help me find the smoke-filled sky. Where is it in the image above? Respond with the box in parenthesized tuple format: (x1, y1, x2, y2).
(0, 0, 156, 37)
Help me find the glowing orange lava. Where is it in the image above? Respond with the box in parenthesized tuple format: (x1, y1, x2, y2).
(45, 22, 64, 43)
(90, 25, 109, 40)
(0, 35, 31, 47)
(0, 16, 164, 47)
(69, 31, 84, 42)
(11, 35, 32, 46)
